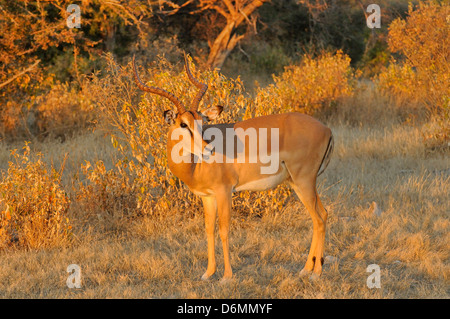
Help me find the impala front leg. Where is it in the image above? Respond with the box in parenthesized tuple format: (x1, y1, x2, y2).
(201, 196, 217, 280)
(216, 190, 233, 282)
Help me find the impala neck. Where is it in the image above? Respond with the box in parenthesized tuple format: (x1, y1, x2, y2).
(166, 135, 201, 187)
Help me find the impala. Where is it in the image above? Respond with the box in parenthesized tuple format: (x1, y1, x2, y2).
(132, 55, 334, 281)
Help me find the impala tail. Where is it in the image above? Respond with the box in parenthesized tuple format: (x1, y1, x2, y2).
(317, 133, 334, 177)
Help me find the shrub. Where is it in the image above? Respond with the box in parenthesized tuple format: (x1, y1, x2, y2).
(1, 79, 96, 141)
(249, 42, 292, 75)
(247, 50, 355, 118)
(0, 143, 71, 249)
(75, 157, 147, 223)
(32, 82, 96, 140)
(377, 1, 449, 145)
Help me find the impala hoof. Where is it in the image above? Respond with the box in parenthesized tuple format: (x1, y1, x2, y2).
(201, 274, 210, 281)
(219, 277, 232, 285)
(309, 272, 321, 281)
(201, 272, 215, 281)
(299, 268, 312, 277)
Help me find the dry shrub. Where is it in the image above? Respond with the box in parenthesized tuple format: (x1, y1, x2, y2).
(0, 101, 23, 139)
(0, 70, 53, 140)
(377, 1, 449, 147)
(76, 160, 138, 220)
(32, 82, 96, 140)
(0, 143, 71, 249)
(1, 79, 96, 141)
(247, 50, 355, 118)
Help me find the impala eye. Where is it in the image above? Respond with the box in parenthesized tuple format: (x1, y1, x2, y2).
(180, 122, 188, 128)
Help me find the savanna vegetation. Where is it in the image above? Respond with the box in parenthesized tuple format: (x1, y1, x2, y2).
(0, 0, 448, 298)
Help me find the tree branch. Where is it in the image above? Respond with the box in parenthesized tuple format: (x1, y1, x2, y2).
(158, 0, 195, 15)
(235, 0, 267, 26)
(222, 0, 237, 17)
(0, 60, 40, 89)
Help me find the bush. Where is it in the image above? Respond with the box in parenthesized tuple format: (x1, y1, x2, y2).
(32, 82, 96, 140)
(377, 1, 449, 145)
(249, 42, 292, 75)
(76, 159, 139, 220)
(0, 143, 71, 249)
(1, 78, 96, 141)
(247, 50, 355, 118)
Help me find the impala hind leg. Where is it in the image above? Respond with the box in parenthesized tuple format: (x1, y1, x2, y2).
(201, 196, 217, 280)
(290, 179, 328, 279)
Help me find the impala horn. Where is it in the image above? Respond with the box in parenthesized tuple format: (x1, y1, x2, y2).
(184, 53, 208, 112)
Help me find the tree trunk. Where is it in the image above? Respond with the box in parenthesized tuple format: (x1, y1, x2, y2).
(206, 0, 267, 70)
(207, 22, 245, 69)
(105, 24, 116, 54)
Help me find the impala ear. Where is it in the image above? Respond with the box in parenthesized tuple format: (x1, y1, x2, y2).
(164, 110, 176, 125)
(201, 105, 223, 121)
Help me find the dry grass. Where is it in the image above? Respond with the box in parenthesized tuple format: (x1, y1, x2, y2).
(0, 102, 448, 297)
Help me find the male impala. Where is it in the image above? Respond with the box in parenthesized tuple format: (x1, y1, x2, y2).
(132, 55, 334, 281)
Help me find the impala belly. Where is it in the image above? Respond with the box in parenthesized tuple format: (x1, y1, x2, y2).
(191, 188, 213, 196)
(233, 163, 289, 192)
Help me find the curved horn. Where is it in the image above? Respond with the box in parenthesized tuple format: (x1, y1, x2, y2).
(132, 55, 186, 114)
(184, 54, 208, 112)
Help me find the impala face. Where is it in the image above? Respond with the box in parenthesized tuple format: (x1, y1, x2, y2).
(164, 106, 223, 160)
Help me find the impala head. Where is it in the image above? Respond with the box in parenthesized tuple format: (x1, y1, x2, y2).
(132, 54, 223, 158)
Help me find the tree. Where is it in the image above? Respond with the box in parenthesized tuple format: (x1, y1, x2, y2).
(0, 0, 151, 90)
(0, 0, 151, 138)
